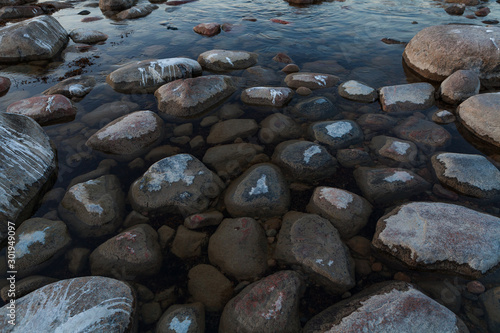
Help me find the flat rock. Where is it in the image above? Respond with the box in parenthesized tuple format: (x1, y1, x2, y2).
(403, 25, 500, 86)
(58, 175, 125, 238)
(208, 217, 268, 280)
(393, 116, 452, 152)
(353, 167, 431, 205)
(188, 264, 233, 311)
(0, 113, 56, 240)
(69, 28, 108, 44)
(13, 218, 71, 278)
(372, 202, 500, 278)
(86, 110, 164, 160)
(43, 75, 96, 99)
(284, 72, 339, 90)
(99, 0, 134, 11)
(379, 82, 435, 113)
(206, 118, 258, 144)
(338, 80, 377, 103)
(0, 276, 136, 332)
(357, 113, 397, 131)
(6, 94, 77, 125)
(275, 212, 355, 294)
(457, 92, 500, 148)
(197, 49, 258, 71)
(303, 281, 468, 333)
(272, 140, 337, 182)
(241, 87, 294, 107)
(90, 224, 162, 279)
(219, 270, 304, 333)
(202, 143, 264, 179)
(107, 58, 202, 94)
(193, 22, 221, 36)
(291, 96, 339, 121)
(369, 135, 419, 166)
(129, 154, 225, 217)
(309, 120, 364, 150)
(115, 4, 158, 20)
(259, 113, 302, 144)
(0, 15, 68, 63)
(82, 101, 139, 127)
(431, 152, 500, 199)
(155, 75, 236, 119)
(306, 187, 372, 239)
(156, 303, 205, 333)
(439, 70, 480, 104)
(224, 163, 290, 218)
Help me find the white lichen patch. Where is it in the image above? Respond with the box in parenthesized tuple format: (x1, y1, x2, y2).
(378, 202, 500, 273)
(96, 111, 159, 141)
(16, 226, 50, 259)
(249, 174, 269, 195)
(261, 292, 284, 320)
(169, 316, 192, 333)
(342, 80, 374, 96)
(136, 58, 200, 86)
(384, 171, 414, 183)
(380, 83, 434, 105)
(140, 154, 197, 191)
(68, 84, 85, 96)
(313, 75, 327, 86)
(436, 153, 500, 191)
(69, 181, 105, 215)
(334, 287, 460, 332)
(436, 110, 452, 117)
(388, 141, 410, 155)
(325, 121, 353, 138)
(303, 145, 322, 164)
(319, 188, 353, 209)
(204, 50, 250, 64)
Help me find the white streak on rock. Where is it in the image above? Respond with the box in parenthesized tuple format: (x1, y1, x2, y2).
(169, 316, 192, 333)
(325, 121, 353, 138)
(45, 96, 55, 113)
(319, 188, 353, 209)
(249, 174, 268, 195)
(269, 89, 283, 105)
(303, 145, 322, 164)
(383, 171, 414, 183)
(16, 226, 50, 259)
(261, 292, 283, 320)
(314, 75, 327, 86)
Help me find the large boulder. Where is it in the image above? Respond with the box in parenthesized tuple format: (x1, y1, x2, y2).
(0, 113, 56, 241)
(129, 154, 225, 217)
(372, 202, 500, 278)
(0, 276, 136, 332)
(155, 75, 236, 119)
(403, 25, 500, 86)
(457, 93, 500, 149)
(197, 49, 258, 72)
(439, 69, 480, 104)
(379, 83, 435, 113)
(107, 58, 202, 93)
(0, 15, 68, 63)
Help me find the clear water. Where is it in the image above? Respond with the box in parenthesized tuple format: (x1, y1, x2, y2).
(1, 0, 499, 331)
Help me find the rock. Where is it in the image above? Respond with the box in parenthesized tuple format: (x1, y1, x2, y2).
(259, 113, 301, 144)
(345, 236, 372, 258)
(69, 28, 108, 44)
(140, 302, 162, 325)
(241, 87, 294, 107)
(224, 163, 290, 218)
(90, 224, 162, 279)
(155, 75, 236, 119)
(282, 64, 299, 73)
(171, 225, 207, 259)
(188, 264, 233, 311)
(0, 5, 43, 20)
(273, 52, 293, 64)
(12, 218, 71, 278)
(43, 75, 96, 99)
(173, 123, 193, 136)
(208, 217, 268, 280)
(439, 70, 480, 104)
(115, 4, 158, 20)
(218, 103, 244, 119)
(99, 0, 134, 11)
(129, 154, 225, 217)
(189, 135, 204, 149)
(0, 276, 136, 332)
(202, 143, 264, 178)
(353, 167, 431, 205)
(197, 49, 258, 71)
(67, 247, 91, 274)
(275, 212, 355, 294)
(0, 113, 56, 240)
(86, 110, 164, 160)
(145, 144, 181, 163)
(309, 120, 364, 150)
(373, 202, 500, 278)
(0, 15, 68, 63)
(379, 83, 435, 113)
(369, 135, 419, 166)
(184, 210, 223, 229)
(0, 76, 11, 96)
(303, 281, 468, 333)
(156, 303, 205, 333)
(432, 110, 456, 124)
(480, 287, 500, 332)
(431, 152, 500, 199)
(338, 80, 377, 103)
(107, 58, 202, 94)
(242, 66, 280, 86)
(457, 93, 500, 148)
(445, 0, 478, 5)
(272, 140, 337, 182)
(445, 4, 465, 15)
(6, 94, 77, 125)
(296, 86, 311, 95)
(219, 271, 304, 333)
(403, 25, 500, 86)
(393, 116, 452, 152)
(475, 7, 490, 17)
(157, 225, 175, 250)
(467, 281, 485, 294)
(284, 72, 339, 90)
(206, 119, 258, 144)
(336, 148, 373, 168)
(418, 279, 462, 313)
(1, 276, 57, 302)
(357, 113, 397, 131)
(291, 96, 339, 121)
(193, 22, 221, 36)
(81, 101, 139, 127)
(306, 187, 372, 239)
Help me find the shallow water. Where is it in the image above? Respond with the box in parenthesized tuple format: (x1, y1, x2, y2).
(1, 0, 500, 331)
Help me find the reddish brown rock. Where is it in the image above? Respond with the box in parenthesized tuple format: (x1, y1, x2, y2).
(273, 52, 293, 64)
(193, 22, 221, 37)
(0, 6, 44, 20)
(7, 94, 76, 125)
(284, 72, 339, 90)
(393, 116, 452, 152)
(282, 64, 299, 73)
(475, 7, 490, 17)
(0, 76, 11, 96)
(467, 280, 485, 294)
(81, 16, 103, 22)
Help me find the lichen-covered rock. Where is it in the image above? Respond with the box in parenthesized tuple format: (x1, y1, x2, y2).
(129, 154, 225, 217)
(309, 120, 364, 150)
(69, 28, 108, 44)
(369, 135, 419, 167)
(284, 72, 339, 90)
(197, 49, 258, 71)
(372, 202, 500, 278)
(338, 80, 377, 103)
(393, 116, 452, 152)
(275, 212, 355, 294)
(6, 94, 77, 125)
(379, 83, 435, 113)
(439, 70, 480, 104)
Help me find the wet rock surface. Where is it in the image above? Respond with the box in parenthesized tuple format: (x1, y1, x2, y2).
(197, 49, 258, 71)
(439, 69, 480, 104)
(43, 75, 96, 99)
(241, 86, 294, 107)
(379, 82, 435, 113)
(291, 96, 339, 121)
(338, 80, 377, 103)
(393, 116, 452, 152)
(6, 94, 77, 125)
(284, 72, 339, 90)
(309, 120, 364, 150)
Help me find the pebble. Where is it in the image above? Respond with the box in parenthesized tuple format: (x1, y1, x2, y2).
(467, 281, 486, 294)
